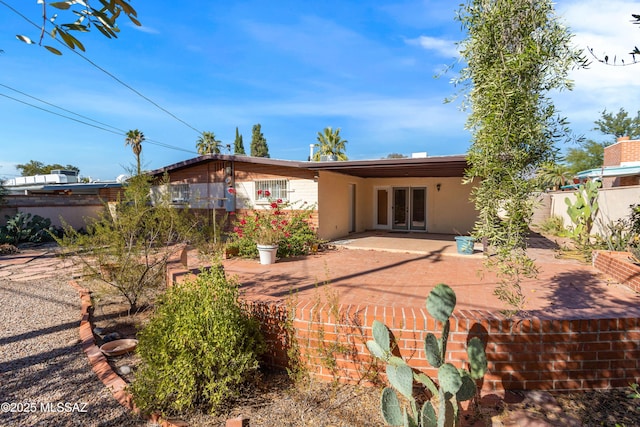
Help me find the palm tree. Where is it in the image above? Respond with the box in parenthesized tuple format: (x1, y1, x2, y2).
(196, 131, 222, 155)
(313, 127, 348, 161)
(125, 129, 145, 175)
(537, 162, 573, 191)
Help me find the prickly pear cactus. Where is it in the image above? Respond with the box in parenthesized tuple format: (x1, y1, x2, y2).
(366, 284, 487, 427)
(564, 180, 600, 245)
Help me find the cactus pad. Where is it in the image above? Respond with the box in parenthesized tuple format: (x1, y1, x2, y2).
(381, 387, 403, 426)
(426, 284, 456, 323)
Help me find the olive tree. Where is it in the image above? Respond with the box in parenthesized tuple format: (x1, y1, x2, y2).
(455, 0, 588, 312)
(11, 0, 139, 55)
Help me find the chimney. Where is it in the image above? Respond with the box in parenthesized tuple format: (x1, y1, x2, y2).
(617, 136, 631, 142)
(309, 144, 314, 161)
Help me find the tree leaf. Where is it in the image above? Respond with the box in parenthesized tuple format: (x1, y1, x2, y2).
(50, 1, 72, 10)
(44, 45, 63, 55)
(16, 35, 35, 44)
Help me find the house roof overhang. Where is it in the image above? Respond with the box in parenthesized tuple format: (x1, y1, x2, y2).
(304, 155, 469, 178)
(576, 165, 640, 180)
(149, 154, 470, 179)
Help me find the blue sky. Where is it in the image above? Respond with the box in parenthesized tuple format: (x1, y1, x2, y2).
(1, 0, 639, 181)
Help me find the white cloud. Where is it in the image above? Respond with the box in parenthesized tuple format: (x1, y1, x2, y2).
(406, 35, 459, 57)
(128, 23, 160, 35)
(551, 0, 640, 142)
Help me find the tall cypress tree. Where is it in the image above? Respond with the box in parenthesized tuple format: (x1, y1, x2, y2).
(250, 124, 270, 158)
(233, 127, 246, 155)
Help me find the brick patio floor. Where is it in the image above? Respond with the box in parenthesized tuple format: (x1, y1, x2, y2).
(216, 232, 640, 319)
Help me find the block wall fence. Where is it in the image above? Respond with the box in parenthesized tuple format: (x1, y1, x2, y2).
(166, 249, 640, 394)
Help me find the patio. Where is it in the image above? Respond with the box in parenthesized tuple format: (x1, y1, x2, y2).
(218, 231, 640, 319)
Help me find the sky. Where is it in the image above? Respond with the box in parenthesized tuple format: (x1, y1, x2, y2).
(1, 0, 639, 181)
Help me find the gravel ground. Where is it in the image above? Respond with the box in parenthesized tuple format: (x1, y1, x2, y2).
(0, 269, 149, 426)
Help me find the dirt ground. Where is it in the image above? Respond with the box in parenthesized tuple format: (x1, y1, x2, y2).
(88, 283, 640, 427)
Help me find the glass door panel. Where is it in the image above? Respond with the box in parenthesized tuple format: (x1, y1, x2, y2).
(410, 188, 426, 230)
(392, 188, 408, 230)
(376, 189, 388, 226)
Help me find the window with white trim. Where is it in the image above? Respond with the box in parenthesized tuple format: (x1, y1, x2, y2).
(255, 179, 288, 202)
(170, 184, 190, 204)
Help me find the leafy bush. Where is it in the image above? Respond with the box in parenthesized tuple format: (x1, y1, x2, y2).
(595, 218, 635, 251)
(229, 200, 319, 259)
(0, 212, 61, 245)
(629, 204, 640, 235)
(58, 175, 198, 311)
(537, 215, 568, 237)
(130, 265, 265, 416)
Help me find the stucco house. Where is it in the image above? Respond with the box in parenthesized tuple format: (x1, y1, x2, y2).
(148, 154, 477, 241)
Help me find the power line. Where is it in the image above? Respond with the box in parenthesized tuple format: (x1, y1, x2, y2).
(0, 83, 125, 133)
(0, 0, 204, 135)
(0, 92, 123, 135)
(0, 87, 198, 155)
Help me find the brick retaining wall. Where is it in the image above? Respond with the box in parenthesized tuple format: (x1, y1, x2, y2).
(244, 300, 640, 393)
(167, 248, 640, 394)
(593, 250, 640, 293)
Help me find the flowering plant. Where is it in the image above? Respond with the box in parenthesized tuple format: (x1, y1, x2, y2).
(228, 190, 319, 259)
(233, 190, 290, 246)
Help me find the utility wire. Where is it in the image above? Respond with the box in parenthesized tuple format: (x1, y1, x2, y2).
(0, 82, 124, 133)
(0, 92, 123, 135)
(0, 0, 204, 135)
(0, 88, 198, 155)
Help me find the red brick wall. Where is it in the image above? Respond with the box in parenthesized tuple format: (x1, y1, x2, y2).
(620, 140, 640, 164)
(240, 299, 640, 393)
(593, 251, 640, 293)
(604, 142, 622, 167)
(166, 248, 640, 393)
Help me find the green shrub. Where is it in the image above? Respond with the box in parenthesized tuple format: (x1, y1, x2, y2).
(229, 200, 319, 259)
(595, 218, 634, 251)
(537, 215, 568, 237)
(0, 212, 61, 245)
(57, 175, 198, 311)
(629, 204, 640, 235)
(130, 265, 265, 416)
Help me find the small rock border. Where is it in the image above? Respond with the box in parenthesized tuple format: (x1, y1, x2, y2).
(68, 280, 187, 427)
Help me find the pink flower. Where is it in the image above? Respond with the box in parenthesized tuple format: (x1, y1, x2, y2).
(227, 187, 236, 194)
(264, 190, 271, 197)
(257, 190, 263, 195)
(277, 198, 283, 204)
(270, 202, 278, 209)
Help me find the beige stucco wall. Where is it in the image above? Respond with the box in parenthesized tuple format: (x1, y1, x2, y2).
(0, 195, 106, 230)
(316, 171, 367, 240)
(316, 172, 477, 241)
(363, 177, 477, 235)
(549, 185, 640, 235)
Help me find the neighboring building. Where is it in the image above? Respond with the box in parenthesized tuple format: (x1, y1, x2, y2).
(576, 137, 640, 188)
(1, 170, 123, 229)
(148, 154, 477, 241)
